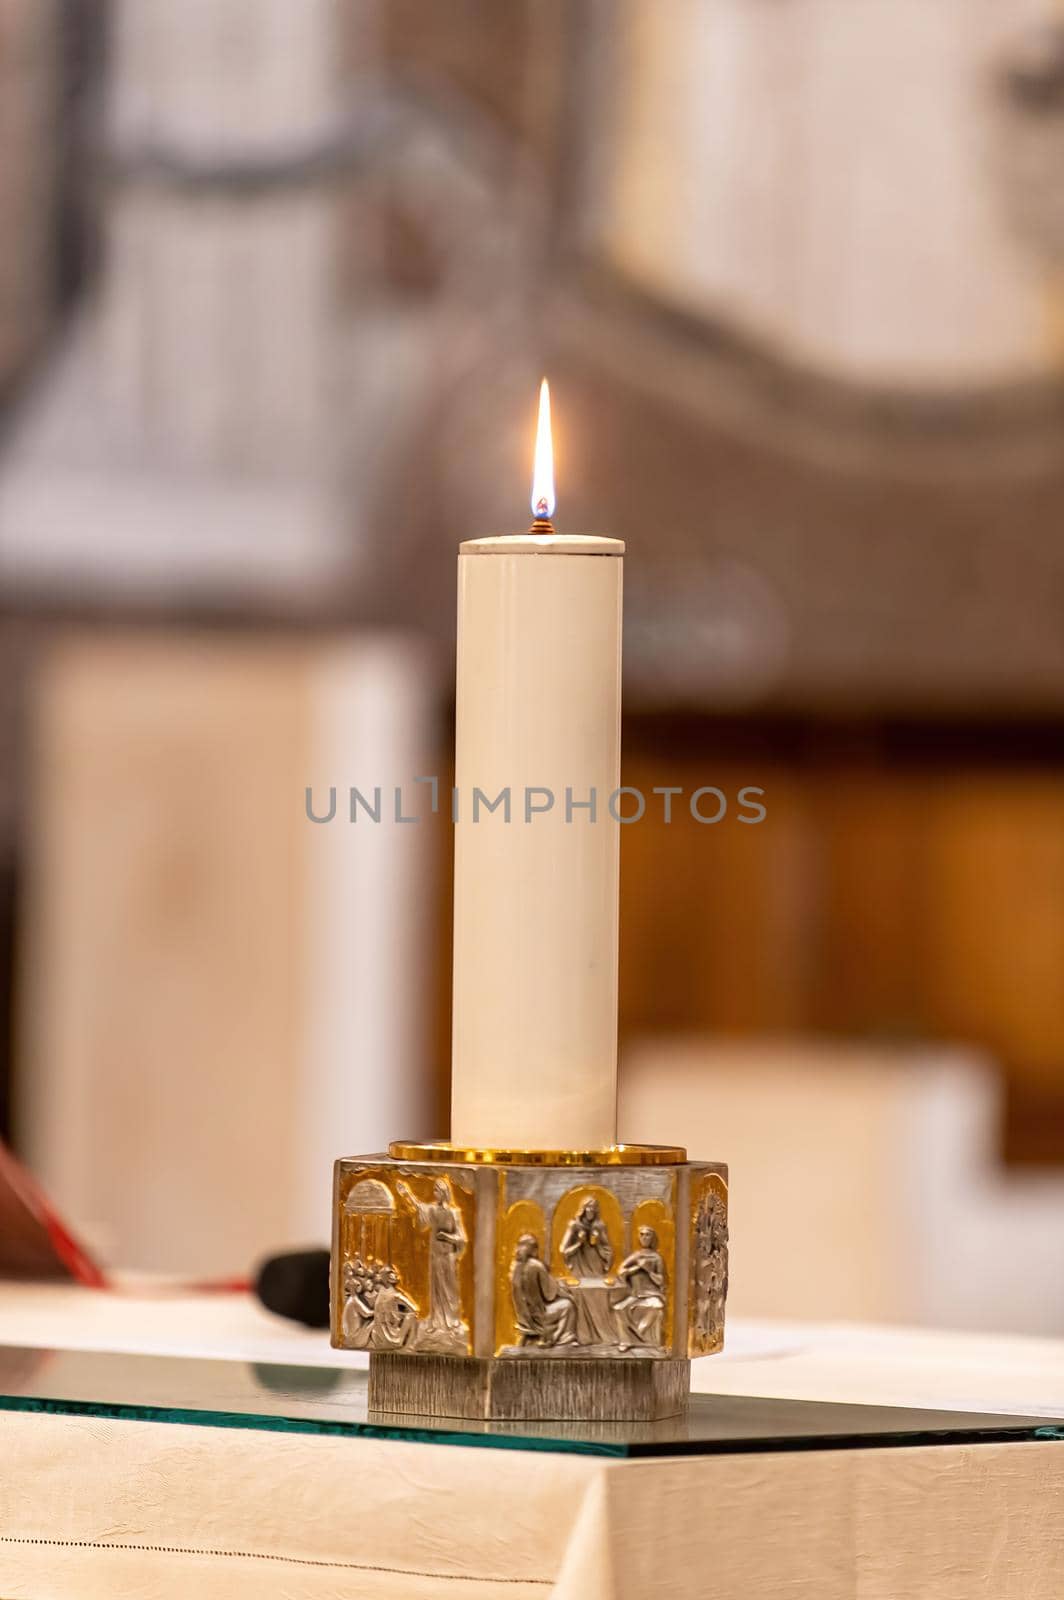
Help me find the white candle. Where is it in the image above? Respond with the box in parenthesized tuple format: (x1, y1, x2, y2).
(450, 383, 624, 1149)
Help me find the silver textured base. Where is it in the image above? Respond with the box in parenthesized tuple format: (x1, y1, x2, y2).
(368, 1352, 691, 1422)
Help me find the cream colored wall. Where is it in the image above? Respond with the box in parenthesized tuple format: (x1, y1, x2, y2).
(601, 0, 1053, 389)
(17, 635, 435, 1273)
(619, 1037, 1064, 1335)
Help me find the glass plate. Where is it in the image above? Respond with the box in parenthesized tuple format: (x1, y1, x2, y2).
(0, 1346, 1061, 1458)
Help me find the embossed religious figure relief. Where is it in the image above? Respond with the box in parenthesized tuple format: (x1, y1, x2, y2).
(613, 1226, 667, 1351)
(560, 1195, 617, 1346)
(396, 1177, 469, 1352)
(560, 1197, 613, 1279)
(342, 1255, 418, 1350)
(341, 1257, 377, 1350)
(694, 1188, 729, 1348)
(370, 1265, 418, 1351)
(510, 1233, 578, 1348)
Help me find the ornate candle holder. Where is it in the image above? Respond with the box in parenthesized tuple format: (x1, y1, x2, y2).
(330, 1142, 728, 1421)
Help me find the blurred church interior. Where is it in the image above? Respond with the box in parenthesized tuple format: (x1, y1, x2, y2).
(1, 0, 1064, 1331)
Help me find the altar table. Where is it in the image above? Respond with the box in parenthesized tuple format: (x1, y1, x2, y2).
(0, 1285, 1061, 1599)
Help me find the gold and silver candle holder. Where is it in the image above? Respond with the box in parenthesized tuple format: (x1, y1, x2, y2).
(330, 1142, 728, 1421)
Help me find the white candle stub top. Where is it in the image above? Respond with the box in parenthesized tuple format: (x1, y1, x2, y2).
(460, 534, 625, 556)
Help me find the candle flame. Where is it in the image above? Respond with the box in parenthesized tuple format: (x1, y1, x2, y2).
(530, 378, 555, 520)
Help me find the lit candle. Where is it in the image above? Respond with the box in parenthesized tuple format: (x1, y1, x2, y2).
(450, 381, 624, 1149)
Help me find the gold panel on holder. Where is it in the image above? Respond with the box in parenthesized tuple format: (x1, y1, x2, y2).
(688, 1171, 728, 1357)
(550, 1184, 625, 1284)
(494, 1191, 549, 1355)
(630, 1196, 676, 1351)
(335, 1164, 477, 1357)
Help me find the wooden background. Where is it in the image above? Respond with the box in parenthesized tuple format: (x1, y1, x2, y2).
(424, 715, 1064, 1166)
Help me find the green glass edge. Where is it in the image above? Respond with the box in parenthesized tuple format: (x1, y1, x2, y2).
(0, 1393, 628, 1458)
